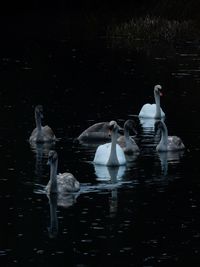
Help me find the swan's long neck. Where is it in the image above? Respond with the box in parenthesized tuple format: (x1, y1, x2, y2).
(49, 159, 58, 193)
(124, 127, 132, 150)
(49, 194, 58, 238)
(159, 123, 168, 150)
(154, 90, 161, 118)
(107, 129, 119, 166)
(35, 111, 42, 132)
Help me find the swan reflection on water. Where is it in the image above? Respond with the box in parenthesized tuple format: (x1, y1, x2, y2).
(94, 164, 126, 182)
(158, 150, 185, 175)
(94, 165, 126, 216)
(30, 142, 55, 178)
(139, 117, 165, 129)
(47, 193, 58, 239)
(47, 191, 80, 238)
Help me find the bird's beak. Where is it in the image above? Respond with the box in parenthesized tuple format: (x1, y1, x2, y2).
(159, 91, 163, 96)
(133, 128, 137, 135)
(47, 159, 50, 165)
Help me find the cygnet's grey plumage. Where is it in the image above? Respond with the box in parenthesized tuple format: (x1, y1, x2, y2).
(155, 120, 185, 152)
(77, 120, 121, 143)
(117, 120, 139, 155)
(29, 105, 56, 143)
(46, 150, 80, 194)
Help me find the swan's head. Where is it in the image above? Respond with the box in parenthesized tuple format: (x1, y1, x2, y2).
(47, 150, 58, 165)
(154, 84, 163, 96)
(108, 121, 122, 135)
(124, 120, 137, 135)
(108, 121, 123, 136)
(35, 105, 44, 119)
(109, 120, 117, 127)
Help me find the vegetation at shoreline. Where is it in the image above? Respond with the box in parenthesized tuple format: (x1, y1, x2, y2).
(106, 16, 200, 51)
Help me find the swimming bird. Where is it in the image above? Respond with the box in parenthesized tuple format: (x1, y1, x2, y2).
(155, 120, 185, 152)
(46, 150, 80, 194)
(29, 105, 56, 143)
(93, 121, 126, 166)
(117, 120, 139, 155)
(139, 85, 165, 119)
(77, 120, 121, 143)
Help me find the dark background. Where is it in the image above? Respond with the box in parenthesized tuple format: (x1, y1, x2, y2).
(1, 0, 200, 42)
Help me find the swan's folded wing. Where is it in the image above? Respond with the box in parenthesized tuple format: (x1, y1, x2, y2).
(57, 173, 80, 192)
(168, 136, 185, 150)
(43, 125, 56, 138)
(93, 143, 111, 165)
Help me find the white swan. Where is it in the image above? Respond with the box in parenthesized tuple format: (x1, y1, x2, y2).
(46, 151, 80, 194)
(155, 120, 185, 152)
(77, 120, 121, 143)
(29, 105, 56, 143)
(93, 121, 126, 166)
(139, 85, 165, 119)
(117, 120, 139, 155)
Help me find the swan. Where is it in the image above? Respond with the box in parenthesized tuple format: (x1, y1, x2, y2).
(29, 105, 56, 143)
(117, 120, 139, 155)
(139, 85, 165, 119)
(155, 120, 185, 152)
(93, 121, 126, 166)
(77, 120, 122, 143)
(46, 150, 80, 194)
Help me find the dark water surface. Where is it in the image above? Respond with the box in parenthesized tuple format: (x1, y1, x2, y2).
(1, 37, 200, 266)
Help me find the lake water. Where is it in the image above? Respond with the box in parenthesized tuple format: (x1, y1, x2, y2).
(1, 37, 200, 266)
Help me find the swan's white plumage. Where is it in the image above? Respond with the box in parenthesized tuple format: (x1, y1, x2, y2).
(139, 84, 165, 119)
(94, 143, 126, 165)
(93, 121, 126, 166)
(139, 103, 165, 118)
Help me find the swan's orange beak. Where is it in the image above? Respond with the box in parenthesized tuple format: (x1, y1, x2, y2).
(159, 91, 163, 96)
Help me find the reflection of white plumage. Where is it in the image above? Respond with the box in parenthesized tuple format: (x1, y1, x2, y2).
(93, 121, 126, 166)
(139, 85, 165, 119)
(117, 120, 139, 155)
(46, 151, 80, 194)
(94, 165, 125, 217)
(155, 120, 185, 152)
(29, 105, 56, 143)
(94, 165, 126, 181)
(139, 117, 165, 129)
